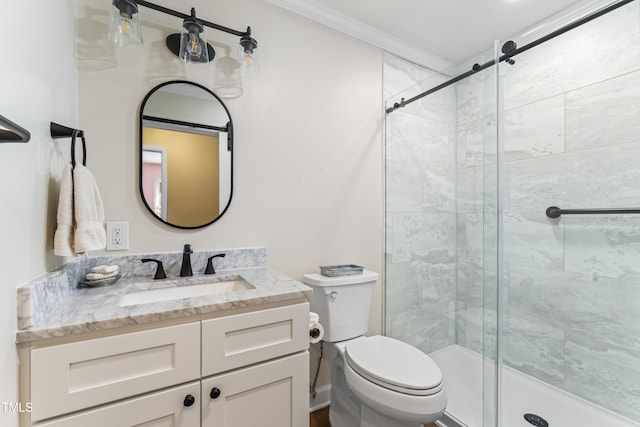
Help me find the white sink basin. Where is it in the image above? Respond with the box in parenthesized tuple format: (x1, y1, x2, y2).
(120, 279, 254, 306)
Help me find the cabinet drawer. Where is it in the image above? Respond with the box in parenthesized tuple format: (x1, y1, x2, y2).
(202, 303, 308, 376)
(35, 381, 200, 427)
(31, 322, 200, 422)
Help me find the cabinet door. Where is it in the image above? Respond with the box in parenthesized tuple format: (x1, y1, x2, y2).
(202, 351, 309, 427)
(35, 381, 200, 427)
(31, 322, 200, 421)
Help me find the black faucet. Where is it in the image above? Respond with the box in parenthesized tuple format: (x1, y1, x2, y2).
(180, 244, 193, 277)
(141, 258, 166, 280)
(205, 253, 226, 274)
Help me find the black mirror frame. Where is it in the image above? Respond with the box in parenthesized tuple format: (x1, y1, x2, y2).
(138, 80, 234, 230)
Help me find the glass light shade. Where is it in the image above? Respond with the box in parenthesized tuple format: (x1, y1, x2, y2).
(179, 24, 209, 63)
(237, 47, 260, 78)
(108, 0, 143, 47)
(213, 56, 243, 98)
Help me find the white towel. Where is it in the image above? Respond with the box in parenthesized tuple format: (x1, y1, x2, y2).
(53, 164, 75, 256)
(73, 164, 106, 253)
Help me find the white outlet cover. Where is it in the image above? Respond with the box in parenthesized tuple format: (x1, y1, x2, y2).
(106, 221, 129, 250)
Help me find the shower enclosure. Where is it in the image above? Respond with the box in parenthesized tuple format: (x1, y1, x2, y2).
(384, 1, 640, 426)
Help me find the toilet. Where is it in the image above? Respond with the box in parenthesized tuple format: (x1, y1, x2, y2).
(303, 270, 446, 427)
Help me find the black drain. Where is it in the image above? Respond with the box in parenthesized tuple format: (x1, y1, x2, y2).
(524, 413, 548, 427)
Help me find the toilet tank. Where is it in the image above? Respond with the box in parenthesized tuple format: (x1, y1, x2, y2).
(303, 270, 378, 342)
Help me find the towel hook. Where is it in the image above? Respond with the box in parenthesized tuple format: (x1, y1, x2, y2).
(50, 122, 86, 167)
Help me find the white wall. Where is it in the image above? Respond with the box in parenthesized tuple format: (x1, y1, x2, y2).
(76, 0, 384, 395)
(0, 2, 77, 426)
(76, 0, 384, 325)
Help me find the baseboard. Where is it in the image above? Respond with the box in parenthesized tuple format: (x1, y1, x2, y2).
(309, 384, 331, 412)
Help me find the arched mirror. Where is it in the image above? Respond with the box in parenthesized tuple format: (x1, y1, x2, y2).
(139, 81, 233, 229)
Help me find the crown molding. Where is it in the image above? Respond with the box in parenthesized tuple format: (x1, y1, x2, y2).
(264, 0, 454, 72)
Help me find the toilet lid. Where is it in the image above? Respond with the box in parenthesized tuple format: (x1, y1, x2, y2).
(345, 335, 443, 396)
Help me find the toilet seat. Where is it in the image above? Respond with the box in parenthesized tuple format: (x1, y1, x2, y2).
(345, 335, 443, 396)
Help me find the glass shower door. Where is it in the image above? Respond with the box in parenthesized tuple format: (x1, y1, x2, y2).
(497, 1, 640, 424)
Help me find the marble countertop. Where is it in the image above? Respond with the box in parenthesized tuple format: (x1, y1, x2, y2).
(16, 267, 312, 343)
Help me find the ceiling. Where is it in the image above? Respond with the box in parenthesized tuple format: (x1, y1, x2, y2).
(267, 0, 590, 69)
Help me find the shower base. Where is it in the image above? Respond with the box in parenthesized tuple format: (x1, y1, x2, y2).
(430, 345, 640, 427)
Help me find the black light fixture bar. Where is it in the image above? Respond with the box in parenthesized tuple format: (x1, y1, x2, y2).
(546, 206, 640, 218)
(386, 0, 635, 114)
(135, 0, 249, 38)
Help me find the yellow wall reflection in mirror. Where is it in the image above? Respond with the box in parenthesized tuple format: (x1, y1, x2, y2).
(143, 127, 219, 227)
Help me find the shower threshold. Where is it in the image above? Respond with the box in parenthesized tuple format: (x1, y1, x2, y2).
(429, 345, 640, 427)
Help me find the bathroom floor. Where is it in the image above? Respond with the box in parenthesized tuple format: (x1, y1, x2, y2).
(309, 407, 437, 427)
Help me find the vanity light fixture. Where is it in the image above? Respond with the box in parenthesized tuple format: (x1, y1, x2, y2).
(109, 0, 259, 71)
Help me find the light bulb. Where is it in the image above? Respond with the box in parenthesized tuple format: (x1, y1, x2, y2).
(119, 17, 130, 34)
(242, 52, 252, 67)
(238, 49, 259, 78)
(189, 34, 202, 56)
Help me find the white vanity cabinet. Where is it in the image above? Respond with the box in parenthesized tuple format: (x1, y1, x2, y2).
(24, 302, 310, 427)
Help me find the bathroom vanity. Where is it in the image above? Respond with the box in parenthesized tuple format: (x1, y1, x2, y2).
(16, 248, 312, 427)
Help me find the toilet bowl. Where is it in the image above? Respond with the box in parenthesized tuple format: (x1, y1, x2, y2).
(303, 270, 446, 427)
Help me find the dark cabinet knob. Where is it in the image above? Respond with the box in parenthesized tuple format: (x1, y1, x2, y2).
(183, 394, 196, 407)
(210, 387, 221, 399)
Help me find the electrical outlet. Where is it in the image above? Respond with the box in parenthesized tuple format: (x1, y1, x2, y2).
(106, 221, 129, 250)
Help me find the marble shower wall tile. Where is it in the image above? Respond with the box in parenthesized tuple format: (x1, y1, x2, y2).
(456, 166, 483, 214)
(503, 95, 565, 161)
(384, 54, 458, 354)
(456, 118, 484, 168)
(505, 141, 640, 214)
(566, 69, 640, 152)
(502, 310, 566, 387)
(455, 306, 483, 354)
(456, 71, 492, 125)
(565, 215, 640, 279)
(456, 213, 483, 261)
(505, 262, 640, 415)
(385, 111, 455, 167)
(565, 333, 640, 421)
(386, 161, 454, 214)
(503, 212, 564, 270)
(387, 304, 455, 355)
(388, 212, 456, 264)
(503, 1, 640, 110)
